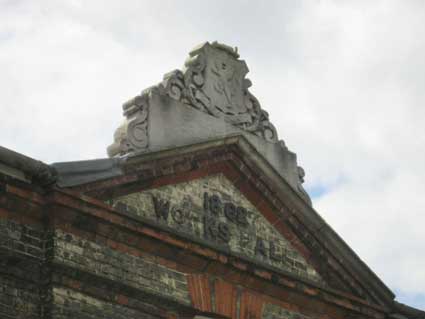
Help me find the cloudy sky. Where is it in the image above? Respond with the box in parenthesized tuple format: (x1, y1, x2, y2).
(1, 0, 424, 310)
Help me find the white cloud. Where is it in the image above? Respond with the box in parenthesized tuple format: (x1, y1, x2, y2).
(0, 0, 424, 309)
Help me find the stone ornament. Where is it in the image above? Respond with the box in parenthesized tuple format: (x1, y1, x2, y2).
(107, 41, 311, 205)
(107, 88, 151, 157)
(297, 166, 311, 206)
(162, 41, 278, 142)
(108, 41, 280, 158)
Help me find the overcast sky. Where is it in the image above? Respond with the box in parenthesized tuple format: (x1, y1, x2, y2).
(1, 0, 424, 310)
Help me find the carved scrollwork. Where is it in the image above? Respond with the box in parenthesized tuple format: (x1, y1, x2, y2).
(109, 42, 281, 156)
(123, 91, 150, 152)
(127, 110, 148, 149)
(162, 70, 185, 101)
(160, 41, 279, 143)
(184, 51, 210, 112)
(107, 90, 150, 157)
(107, 41, 311, 204)
(258, 110, 278, 142)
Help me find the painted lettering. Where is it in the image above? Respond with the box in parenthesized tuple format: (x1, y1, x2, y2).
(236, 206, 248, 226)
(240, 231, 251, 247)
(224, 202, 236, 222)
(209, 194, 222, 216)
(153, 197, 170, 220)
(204, 215, 218, 240)
(218, 223, 231, 243)
(203, 192, 209, 211)
(269, 241, 281, 261)
(255, 238, 267, 258)
(171, 208, 185, 224)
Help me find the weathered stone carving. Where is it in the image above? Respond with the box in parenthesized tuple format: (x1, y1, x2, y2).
(160, 42, 278, 142)
(107, 89, 150, 157)
(107, 41, 312, 206)
(108, 41, 280, 158)
(297, 166, 312, 205)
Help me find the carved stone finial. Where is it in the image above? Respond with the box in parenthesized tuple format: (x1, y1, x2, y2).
(108, 41, 280, 158)
(107, 41, 312, 205)
(163, 41, 279, 143)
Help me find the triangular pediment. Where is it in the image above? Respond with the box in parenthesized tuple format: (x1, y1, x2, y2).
(66, 136, 394, 307)
(109, 173, 323, 284)
(49, 41, 396, 313)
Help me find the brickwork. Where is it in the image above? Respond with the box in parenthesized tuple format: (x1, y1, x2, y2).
(111, 174, 321, 282)
(53, 229, 190, 305)
(0, 141, 399, 319)
(262, 303, 313, 319)
(0, 218, 46, 319)
(52, 286, 163, 319)
(0, 276, 39, 319)
(0, 218, 45, 260)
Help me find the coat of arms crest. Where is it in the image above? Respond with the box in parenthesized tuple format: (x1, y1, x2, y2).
(162, 41, 278, 142)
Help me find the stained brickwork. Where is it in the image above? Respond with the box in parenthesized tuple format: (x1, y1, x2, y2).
(53, 229, 190, 305)
(262, 303, 312, 319)
(0, 219, 45, 319)
(0, 276, 39, 319)
(0, 218, 45, 260)
(111, 174, 321, 282)
(0, 141, 407, 319)
(52, 286, 163, 319)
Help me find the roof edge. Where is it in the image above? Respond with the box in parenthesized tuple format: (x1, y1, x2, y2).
(0, 145, 56, 186)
